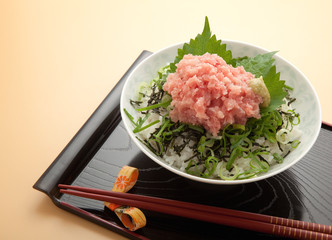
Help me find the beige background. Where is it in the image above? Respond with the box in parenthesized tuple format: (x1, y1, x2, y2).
(1, 1, 331, 239)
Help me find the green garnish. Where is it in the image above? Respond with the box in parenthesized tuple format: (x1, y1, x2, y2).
(226, 147, 243, 171)
(233, 51, 288, 113)
(260, 65, 287, 113)
(219, 162, 239, 180)
(123, 108, 160, 133)
(202, 156, 219, 178)
(135, 99, 171, 112)
(273, 153, 284, 163)
(169, 16, 232, 73)
(291, 140, 300, 149)
(232, 51, 277, 78)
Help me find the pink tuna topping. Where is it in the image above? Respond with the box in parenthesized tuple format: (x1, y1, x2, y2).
(163, 53, 263, 136)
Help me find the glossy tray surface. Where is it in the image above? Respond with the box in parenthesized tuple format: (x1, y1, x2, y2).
(34, 51, 332, 240)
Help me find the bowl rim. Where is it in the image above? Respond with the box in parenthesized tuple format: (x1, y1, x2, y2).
(120, 40, 322, 185)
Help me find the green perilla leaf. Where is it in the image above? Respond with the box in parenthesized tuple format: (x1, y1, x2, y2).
(169, 17, 232, 72)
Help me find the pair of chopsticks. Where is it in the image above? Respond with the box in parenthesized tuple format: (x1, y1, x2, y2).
(59, 184, 332, 240)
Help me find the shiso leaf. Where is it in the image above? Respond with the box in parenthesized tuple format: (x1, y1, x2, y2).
(233, 51, 287, 112)
(232, 51, 277, 79)
(169, 16, 232, 73)
(260, 65, 287, 113)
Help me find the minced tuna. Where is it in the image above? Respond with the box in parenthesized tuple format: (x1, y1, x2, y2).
(163, 53, 263, 136)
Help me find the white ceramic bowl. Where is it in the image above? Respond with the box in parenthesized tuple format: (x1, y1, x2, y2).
(120, 40, 321, 185)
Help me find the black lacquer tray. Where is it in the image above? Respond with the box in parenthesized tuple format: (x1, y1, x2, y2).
(34, 51, 332, 240)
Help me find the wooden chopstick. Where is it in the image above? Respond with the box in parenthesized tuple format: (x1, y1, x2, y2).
(58, 184, 331, 234)
(58, 184, 332, 240)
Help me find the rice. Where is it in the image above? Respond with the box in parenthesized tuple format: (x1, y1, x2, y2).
(134, 90, 301, 180)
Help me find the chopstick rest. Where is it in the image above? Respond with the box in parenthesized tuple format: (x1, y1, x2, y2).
(104, 166, 146, 231)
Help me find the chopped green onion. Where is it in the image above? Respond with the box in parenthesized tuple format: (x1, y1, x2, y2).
(219, 162, 239, 180)
(226, 147, 243, 171)
(288, 110, 300, 126)
(198, 136, 215, 157)
(123, 108, 136, 126)
(154, 118, 170, 139)
(148, 138, 164, 155)
(248, 152, 269, 172)
(273, 153, 283, 163)
(202, 156, 218, 178)
(135, 99, 172, 112)
(133, 120, 160, 133)
(276, 129, 290, 144)
(291, 140, 300, 148)
(188, 124, 205, 134)
(185, 160, 203, 176)
(237, 169, 260, 179)
(238, 138, 252, 152)
(137, 82, 151, 100)
(232, 124, 245, 131)
(125, 108, 161, 133)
